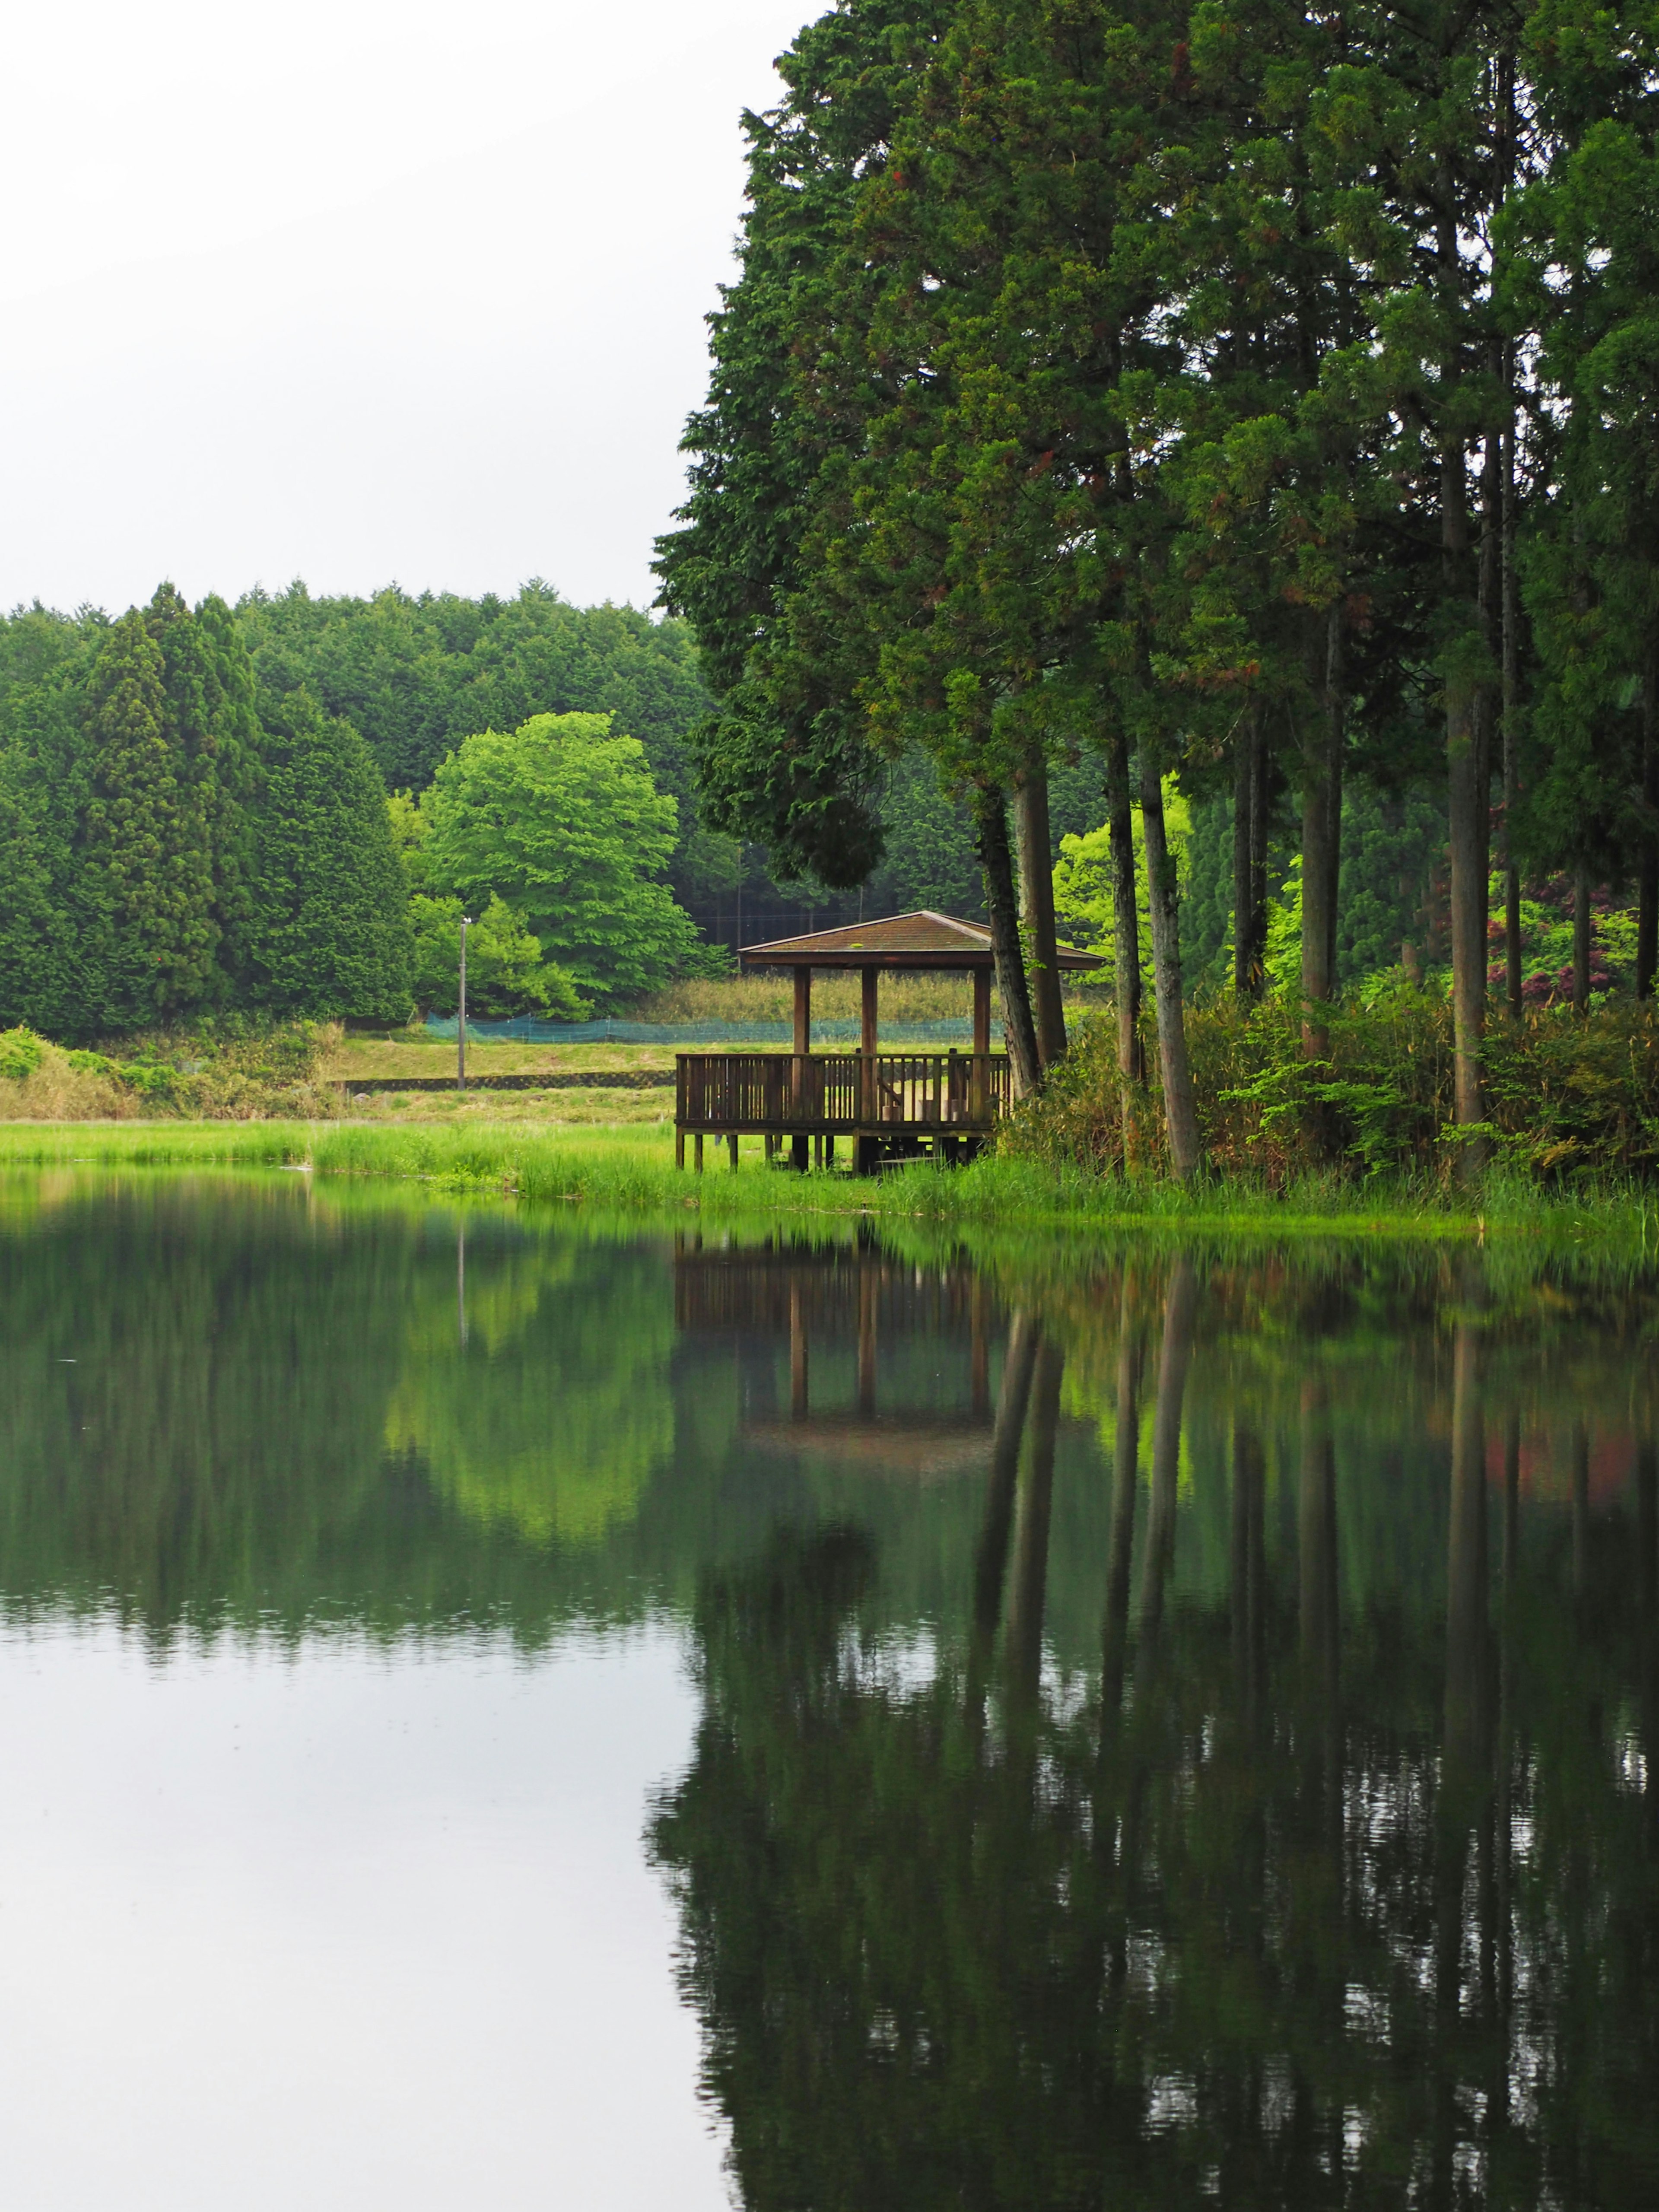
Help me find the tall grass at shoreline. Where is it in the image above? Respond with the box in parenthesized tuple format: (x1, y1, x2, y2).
(2, 1119, 1656, 1252)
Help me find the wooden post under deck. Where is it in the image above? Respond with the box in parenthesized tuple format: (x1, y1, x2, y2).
(792, 969, 811, 1172)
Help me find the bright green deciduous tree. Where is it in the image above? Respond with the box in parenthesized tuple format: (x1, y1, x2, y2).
(419, 713, 699, 1001)
(246, 686, 412, 1019)
(407, 893, 587, 1019)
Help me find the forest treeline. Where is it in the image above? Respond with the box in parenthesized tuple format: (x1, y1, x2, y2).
(656, 0, 1659, 1170)
(0, 578, 1115, 1036)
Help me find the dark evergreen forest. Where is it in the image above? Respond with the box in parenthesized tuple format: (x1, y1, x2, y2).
(656, 0, 1659, 1160)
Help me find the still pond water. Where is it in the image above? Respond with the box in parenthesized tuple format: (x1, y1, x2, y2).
(2, 1172, 1657, 2209)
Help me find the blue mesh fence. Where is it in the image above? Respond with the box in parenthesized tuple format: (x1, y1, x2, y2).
(421, 1017, 1003, 1046)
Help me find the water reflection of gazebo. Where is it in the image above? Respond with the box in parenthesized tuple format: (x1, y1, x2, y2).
(674, 910, 1103, 1174)
(674, 1239, 995, 1478)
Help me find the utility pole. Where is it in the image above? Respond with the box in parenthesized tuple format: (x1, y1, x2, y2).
(457, 915, 471, 1090)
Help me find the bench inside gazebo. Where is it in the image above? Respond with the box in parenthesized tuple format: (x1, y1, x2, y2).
(673, 909, 1104, 1175)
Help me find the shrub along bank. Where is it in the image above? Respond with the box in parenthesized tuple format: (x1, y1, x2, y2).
(0, 1022, 342, 1120)
(1002, 997, 1659, 1186)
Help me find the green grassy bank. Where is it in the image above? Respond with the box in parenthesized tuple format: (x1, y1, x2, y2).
(3, 1119, 1656, 1253)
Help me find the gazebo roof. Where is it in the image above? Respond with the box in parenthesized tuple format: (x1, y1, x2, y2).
(739, 909, 1105, 972)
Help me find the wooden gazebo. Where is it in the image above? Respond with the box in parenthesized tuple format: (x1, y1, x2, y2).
(673, 909, 1104, 1175)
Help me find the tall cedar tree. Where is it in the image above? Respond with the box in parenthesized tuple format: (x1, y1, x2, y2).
(653, 5, 950, 891)
(82, 602, 217, 1025)
(1510, 2, 1659, 1001)
(246, 684, 412, 1019)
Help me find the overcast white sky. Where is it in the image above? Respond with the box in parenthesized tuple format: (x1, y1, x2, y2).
(0, 0, 815, 617)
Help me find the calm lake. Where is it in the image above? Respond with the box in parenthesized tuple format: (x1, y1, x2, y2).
(2, 1173, 1656, 2209)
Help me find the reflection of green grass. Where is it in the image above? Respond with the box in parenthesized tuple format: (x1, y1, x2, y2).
(0, 1119, 1654, 1249)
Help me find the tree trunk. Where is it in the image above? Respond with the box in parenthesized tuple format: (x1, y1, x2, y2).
(1300, 606, 1344, 1057)
(1014, 765, 1068, 1070)
(1502, 360, 1524, 1017)
(1139, 753, 1202, 1179)
(1232, 704, 1267, 1000)
(1104, 722, 1144, 1162)
(975, 785, 1041, 1097)
(1639, 667, 1657, 1001)
(1439, 156, 1488, 1170)
(1573, 868, 1592, 1013)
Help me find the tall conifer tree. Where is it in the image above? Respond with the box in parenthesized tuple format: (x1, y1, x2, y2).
(82, 606, 216, 1025)
(246, 684, 411, 1019)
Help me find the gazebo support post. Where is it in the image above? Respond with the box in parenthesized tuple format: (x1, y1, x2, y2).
(792, 968, 811, 1171)
(972, 966, 992, 1121)
(861, 963, 878, 1131)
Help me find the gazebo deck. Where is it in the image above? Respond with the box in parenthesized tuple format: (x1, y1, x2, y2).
(674, 1048, 1011, 1172)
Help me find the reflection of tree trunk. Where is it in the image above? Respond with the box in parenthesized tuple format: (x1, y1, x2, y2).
(1015, 766, 1068, 1071)
(970, 1314, 1040, 1685)
(969, 1280, 989, 1420)
(1436, 1317, 1489, 2201)
(1137, 1260, 1196, 1652)
(1298, 1384, 1338, 1680)
(1446, 1325, 1490, 1772)
(1299, 1381, 1341, 1858)
(856, 1269, 877, 1420)
(1497, 1411, 1520, 2029)
(1573, 1418, 1590, 1603)
(1231, 1424, 1267, 1737)
(1640, 1438, 1658, 1854)
(1298, 1379, 1342, 2107)
(1101, 1281, 1142, 1737)
(789, 1281, 809, 1420)
(1006, 1339, 1063, 1712)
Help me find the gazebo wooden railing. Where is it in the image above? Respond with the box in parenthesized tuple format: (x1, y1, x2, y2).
(675, 1049, 1011, 1173)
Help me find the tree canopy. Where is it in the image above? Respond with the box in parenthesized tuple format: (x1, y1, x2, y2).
(416, 712, 702, 1003)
